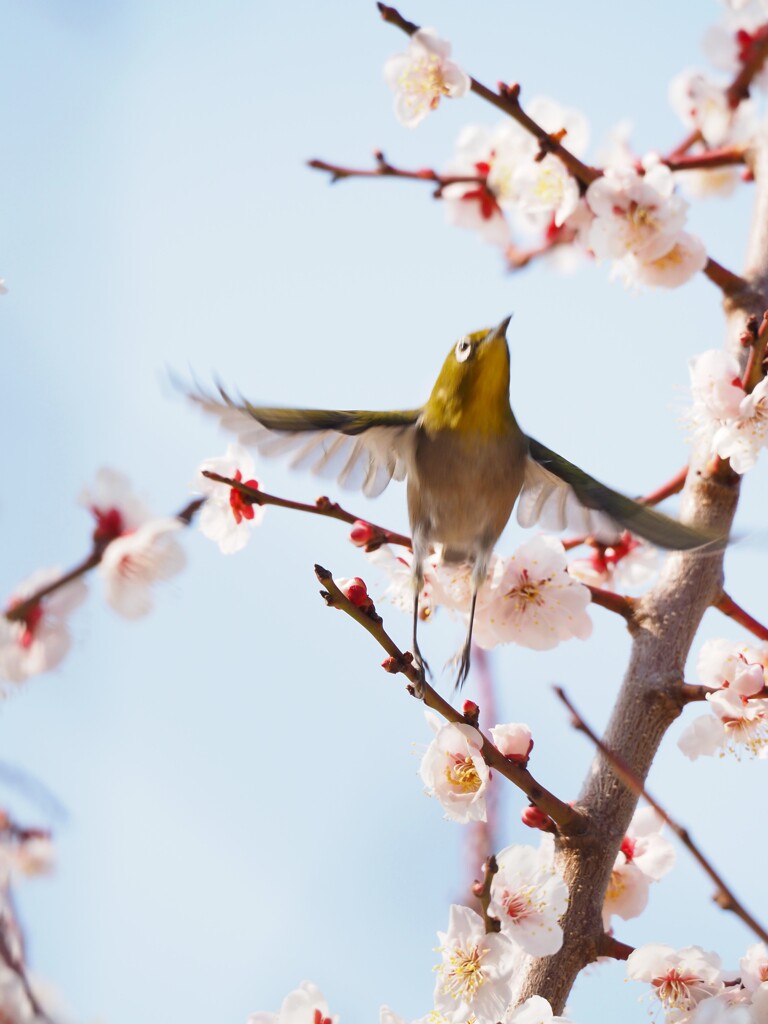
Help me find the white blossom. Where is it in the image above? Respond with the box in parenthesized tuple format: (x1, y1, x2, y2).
(420, 722, 490, 824)
(248, 981, 337, 1024)
(78, 467, 151, 540)
(603, 807, 675, 927)
(99, 518, 186, 619)
(614, 231, 708, 289)
(384, 29, 470, 127)
(669, 70, 757, 146)
(474, 536, 592, 651)
(627, 945, 724, 1018)
(0, 569, 88, 684)
(587, 162, 688, 263)
(489, 843, 569, 956)
(434, 904, 519, 1023)
(195, 444, 265, 554)
(489, 722, 533, 763)
(741, 943, 768, 992)
(568, 533, 658, 592)
(504, 995, 573, 1024)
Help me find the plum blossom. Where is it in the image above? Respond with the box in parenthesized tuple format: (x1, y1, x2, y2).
(99, 518, 186, 619)
(687, 350, 768, 472)
(420, 722, 490, 824)
(473, 536, 592, 651)
(513, 155, 580, 229)
(78, 468, 150, 543)
(0, 570, 88, 684)
(247, 981, 337, 1024)
(697, 637, 767, 696)
(627, 945, 724, 1019)
(489, 722, 533, 764)
(568, 533, 658, 591)
(703, 7, 768, 93)
(489, 843, 568, 956)
(613, 231, 708, 289)
(504, 996, 573, 1024)
(602, 807, 675, 927)
(669, 70, 757, 146)
(586, 160, 705, 288)
(384, 29, 470, 127)
(434, 904, 519, 1023)
(441, 122, 530, 247)
(195, 444, 265, 554)
(675, 166, 741, 200)
(365, 545, 437, 620)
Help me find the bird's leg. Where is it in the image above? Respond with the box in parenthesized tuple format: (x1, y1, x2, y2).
(453, 585, 477, 691)
(451, 552, 489, 691)
(410, 537, 431, 695)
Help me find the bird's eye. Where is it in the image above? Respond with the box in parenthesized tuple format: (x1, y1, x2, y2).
(455, 338, 472, 363)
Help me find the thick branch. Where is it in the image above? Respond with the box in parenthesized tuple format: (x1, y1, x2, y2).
(314, 565, 586, 834)
(556, 687, 768, 944)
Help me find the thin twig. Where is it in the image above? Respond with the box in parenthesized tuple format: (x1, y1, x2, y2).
(555, 686, 768, 945)
(4, 498, 205, 624)
(376, 3, 600, 189)
(639, 466, 689, 507)
(704, 257, 754, 298)
(727, 25, 768, 107)
(586, 586, 635, 622)
(665, 146, 747, 173)
(470, 854, 501, 933)
(203, 473, 412, 549)
(716, 591, 768, 641)
(315, 565, 587, 834)
(308, 155, 484, 195)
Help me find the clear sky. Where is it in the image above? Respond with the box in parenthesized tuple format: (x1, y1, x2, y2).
(0, 1, 765, 1022)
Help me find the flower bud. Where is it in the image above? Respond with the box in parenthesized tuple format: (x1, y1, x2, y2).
(337, 576, 374, 613)
(521, 804, 553, 831)
(349, 520, 376, 547)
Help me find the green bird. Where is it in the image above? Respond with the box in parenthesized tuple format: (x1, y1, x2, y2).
(190, 316, 715, 688)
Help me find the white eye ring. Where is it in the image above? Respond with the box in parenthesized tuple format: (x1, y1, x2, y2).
(455, 338, 472, 362)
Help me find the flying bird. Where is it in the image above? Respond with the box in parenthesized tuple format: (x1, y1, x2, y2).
(189, 316, 715, 688)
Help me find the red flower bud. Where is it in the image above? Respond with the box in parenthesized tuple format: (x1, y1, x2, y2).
(521, 804, 553, 831)
(340, 577, 374, 612)
(349, 520, 376, 547)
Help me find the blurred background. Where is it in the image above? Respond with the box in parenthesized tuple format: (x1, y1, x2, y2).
(0, 1, 764, 1021)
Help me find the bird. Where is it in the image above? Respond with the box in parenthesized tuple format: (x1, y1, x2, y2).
(188, 316, 718, 689)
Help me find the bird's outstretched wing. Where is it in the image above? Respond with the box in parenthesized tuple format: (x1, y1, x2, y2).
(519, 438, 718, 550)
(190, 386, 421, 498)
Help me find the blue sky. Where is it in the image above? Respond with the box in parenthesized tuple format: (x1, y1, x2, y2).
(0, 1, 766, 1021)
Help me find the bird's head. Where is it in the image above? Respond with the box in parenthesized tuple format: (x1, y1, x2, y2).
(422, 316, 514, 435)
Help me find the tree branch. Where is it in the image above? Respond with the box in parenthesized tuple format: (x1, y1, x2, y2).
(202, 473, 412, 550)
(716, 591, 768, 640)
(314, 565, 587, 834)
(4, 498, 205, 624)
(376, 3, 601, 189)
(555, 686, 768, 945)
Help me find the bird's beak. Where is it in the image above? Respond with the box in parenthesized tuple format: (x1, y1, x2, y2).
(493, 314, 513, 340)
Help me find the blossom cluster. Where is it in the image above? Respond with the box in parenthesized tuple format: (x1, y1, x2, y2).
(381, 6, 768, 291)
(628, 940, 768, 1024)
(0, 469, 188, 686)
(0, 447, 268, 688)
(367, 535, 593, 654)
(250, 964, 574, 1024)
(688, 350, 768, 474)
(679, 637, 768, 759)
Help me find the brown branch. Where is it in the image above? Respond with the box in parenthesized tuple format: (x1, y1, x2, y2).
(470, 854, 501, 934)
(314, 564, 587, 834)
(4, 499, 205, 625)
(639, 466, 689, 507)
(203, 472, 412, 550)
(595, 934, 635, 961)
(716, 591, 768, 640)
(586, 586, 635, 622)
(703, 257, 755, 298)
(0, 908, 54, 1024)
(308, 154, 484, 196)
(376, 3, 600, 190)
(739, 310, 768, 393)
(727, 24, 768, 108)
(663, 129, 703, 163)
(665, 146, 747, 173)
(555, 686, 768, 945)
